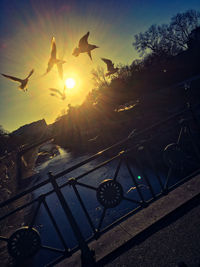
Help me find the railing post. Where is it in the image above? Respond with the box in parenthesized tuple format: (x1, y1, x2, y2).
(48, 172, 95, 266)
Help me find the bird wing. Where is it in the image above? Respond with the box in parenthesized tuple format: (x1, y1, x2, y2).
(57, 63, 63, 80)
(50, 37, 57, 59)
(46, 38, 56, 74)
(87, 51, 92, 60)
(46, 59, 54, 73)
(72, 47, 79, 57)
(1, 73, 22, 83)
(101, 58, 114, 71)
(50, 93, 59, 98)
(49, 88, 62, 97)
(63, 85, 67, 94)
(26, 69, 34, 79)
(79, 32, 89, 48)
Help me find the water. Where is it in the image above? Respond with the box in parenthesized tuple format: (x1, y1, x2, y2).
(31, 146, 195, 266)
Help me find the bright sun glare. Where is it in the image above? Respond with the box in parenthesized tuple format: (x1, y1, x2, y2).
(65, 78, 76, 89)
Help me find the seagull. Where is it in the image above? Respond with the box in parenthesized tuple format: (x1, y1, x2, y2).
(72, 32, 99, 60)
(45, 37, 66, 80)
(49, 85, 66, 100)
(1, 69, 34, 92)
(101, 58, 119, 76)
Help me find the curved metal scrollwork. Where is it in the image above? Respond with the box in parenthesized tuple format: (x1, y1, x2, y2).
(96, 179, 123, 208)
(163, 143, 185, 169)
(7, 227, 41, 259)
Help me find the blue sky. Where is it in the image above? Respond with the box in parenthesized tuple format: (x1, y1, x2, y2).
(0, 0, 199, 131)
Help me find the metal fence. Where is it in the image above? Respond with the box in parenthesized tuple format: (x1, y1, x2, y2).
(0, 75, 200, 267)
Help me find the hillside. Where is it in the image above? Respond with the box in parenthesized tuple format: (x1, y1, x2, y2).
(51, 38, 200, 153)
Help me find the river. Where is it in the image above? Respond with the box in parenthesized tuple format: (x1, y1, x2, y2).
(31, 146, 191, 266)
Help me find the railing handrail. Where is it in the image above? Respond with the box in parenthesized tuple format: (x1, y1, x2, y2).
(0, 103, 198, 209)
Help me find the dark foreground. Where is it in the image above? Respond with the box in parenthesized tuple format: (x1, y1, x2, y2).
(105, 194, 200, 267)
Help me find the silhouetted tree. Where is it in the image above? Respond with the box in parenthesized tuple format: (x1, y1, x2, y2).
(91, 66, 108, 88)
(0, 125, 8, 135)
(133, 9, 200, 57)
(117, 64, 132, 80)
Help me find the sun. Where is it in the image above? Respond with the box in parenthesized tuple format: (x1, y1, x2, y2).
(65, 78, 76, 89)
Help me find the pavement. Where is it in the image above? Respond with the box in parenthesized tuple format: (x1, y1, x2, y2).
(56, 174, 200, 267)
(103, 193, 200, 267)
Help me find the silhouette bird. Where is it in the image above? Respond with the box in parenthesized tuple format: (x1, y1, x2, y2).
(72, 32, 99, 60)
(1, 69, 34, 92)
(45, 37, 66, 80)
(49, 85, 66, 100)
(101, 58, 119, 76)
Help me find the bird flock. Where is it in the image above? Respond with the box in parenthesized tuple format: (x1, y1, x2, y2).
(1, 32, 119, 101)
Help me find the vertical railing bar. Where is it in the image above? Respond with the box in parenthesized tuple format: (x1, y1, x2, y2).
(97, 207, 107, 231)
(125, 160, 145, 203)
(144, 146, 164, 191)
(113, 158, 122, 181)
(177, 126, 184, 145)
(48, 172, 95, 265)
(43, 199, 70, 251)
(29, 199, 42, 229)
(164, 125, 184, 191)
(164, 167, 173, 190)
(134, 156, 156, 199)
(72, 185, 97, 234)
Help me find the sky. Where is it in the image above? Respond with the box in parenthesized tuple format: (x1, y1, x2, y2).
(0, 0, 200, 132)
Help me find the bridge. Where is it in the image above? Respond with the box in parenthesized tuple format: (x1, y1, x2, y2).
(0, 75, 200, 266)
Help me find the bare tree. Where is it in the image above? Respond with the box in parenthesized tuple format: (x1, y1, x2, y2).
(91, 66, 108, 88)
(133, 9, 200, 57)
(0, 125, 8, 135)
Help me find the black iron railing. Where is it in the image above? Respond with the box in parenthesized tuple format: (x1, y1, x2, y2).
(0, 75, 200, 267)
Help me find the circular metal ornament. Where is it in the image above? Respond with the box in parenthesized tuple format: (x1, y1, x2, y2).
(96, 179, 123, 208)
(163, 143, 185, 169)
(7, 227, 41, 259)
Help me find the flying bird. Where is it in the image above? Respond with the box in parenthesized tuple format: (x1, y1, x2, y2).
(101, 58, 119, 76)
(72, 32, 99, 60)
(45, 37, 66, 80)
(1, 69, 34, 92)
(49, 85, 66, 100)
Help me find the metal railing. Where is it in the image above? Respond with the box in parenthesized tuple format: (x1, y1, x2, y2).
(0, 75, 200, 266)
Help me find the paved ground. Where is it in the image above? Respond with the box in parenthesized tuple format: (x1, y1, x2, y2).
(101, 195, 200, 267)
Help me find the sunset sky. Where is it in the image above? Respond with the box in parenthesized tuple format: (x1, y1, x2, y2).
(0, 0, 199, 132)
